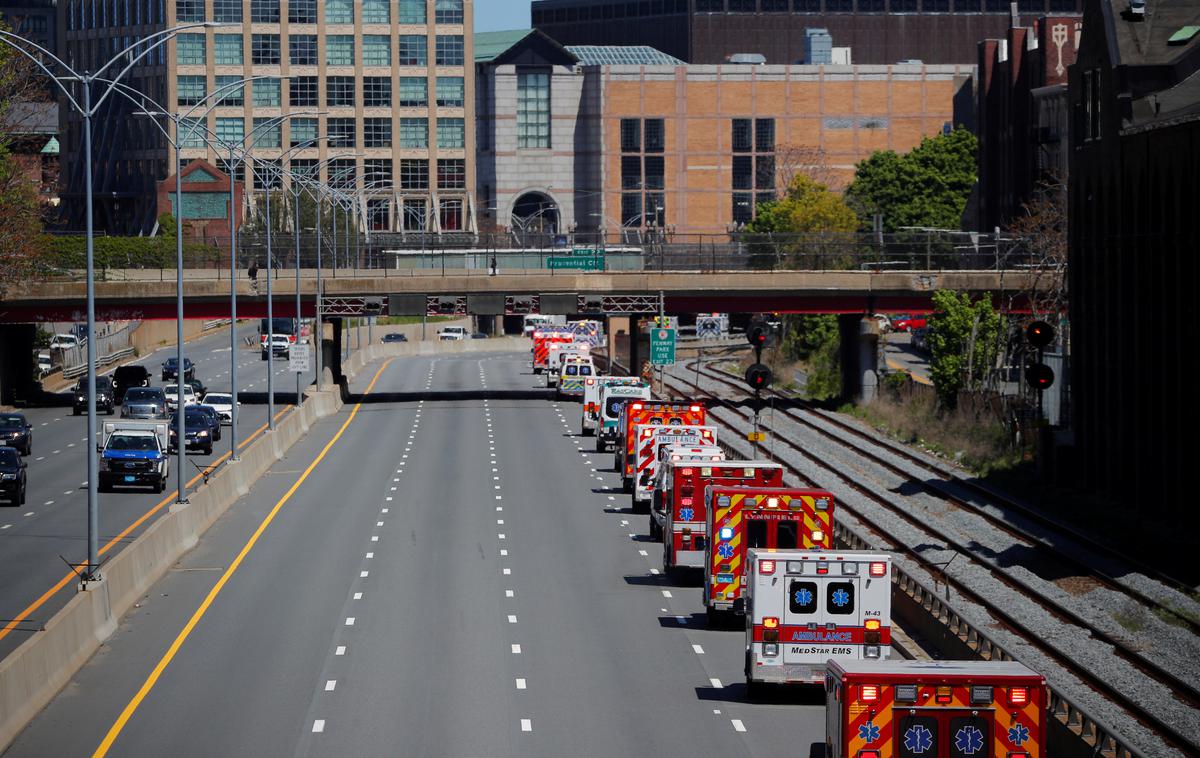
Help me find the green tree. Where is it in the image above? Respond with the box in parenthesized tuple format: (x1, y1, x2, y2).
(780, 314, 842, 400)
(745, 174, 858, 269)
(927, 289, 1003, 409)
(846, 127, 978, 232)
(0, 25, 47, 290)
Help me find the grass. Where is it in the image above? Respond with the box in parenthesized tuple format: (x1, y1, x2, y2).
(1111, 602, 1148, 633)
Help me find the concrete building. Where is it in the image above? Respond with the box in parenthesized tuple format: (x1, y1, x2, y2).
(531, 0, 1082, 66)
(976, 12, 1079, 230)
(1067, 0, 1199, 521)
(0, 1, 56, 53)
(57, 0, 475, 235)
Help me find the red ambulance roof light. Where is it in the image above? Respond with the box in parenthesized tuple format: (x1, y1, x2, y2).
(759, 560, 776, 575)
(860, 685, 879, 702)
(869, 562, 888, 577)
(1008, 687, 1030, 706)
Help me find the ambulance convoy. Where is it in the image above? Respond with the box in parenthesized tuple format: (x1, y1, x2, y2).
(530, 329, 1048, 756)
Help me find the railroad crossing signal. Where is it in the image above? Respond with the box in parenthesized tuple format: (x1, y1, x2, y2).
(1025, 320, 1055, 349)
(745, 363, 773, 391)
(1025, 362, 1055, 390)
(747, 320, 772, 350)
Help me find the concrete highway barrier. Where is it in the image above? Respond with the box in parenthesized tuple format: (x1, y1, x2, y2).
(0, 336, 520, 751)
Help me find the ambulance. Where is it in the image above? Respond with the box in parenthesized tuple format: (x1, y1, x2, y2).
(653, 461, 785, 575)
(825, 659, 1047, 758)
(557, 357, 595, 399)
(745, 549, 891, 691)
(616, 401, 707, 492)
(596, 383, 652, 451)
(582, 377, 645, 436)
(546, 343, 590, 387)
(704, 485, 834, 625)
(630, 426, 720, 511)
(532, 329, 574, 374)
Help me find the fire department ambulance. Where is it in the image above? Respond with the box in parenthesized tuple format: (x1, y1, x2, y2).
(745, 549, 891, 690)
(557, 357, 595, 399)
(616, 401, 706, 492)
(582, 377, 644, 436)
(704, 485, 834, 625)
(596, 383, 652, 451)
(631, 425, 720, 510)
(532, 329, 574, 374)
(825, 659, 1047, 758)
(653, 461, 785, 574)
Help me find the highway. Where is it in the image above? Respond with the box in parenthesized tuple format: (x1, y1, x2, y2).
(0, 322, 305, 660)
(5, 349, 826, 758)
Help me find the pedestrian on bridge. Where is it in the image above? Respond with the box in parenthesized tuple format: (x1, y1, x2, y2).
(248, 260, 259, 292)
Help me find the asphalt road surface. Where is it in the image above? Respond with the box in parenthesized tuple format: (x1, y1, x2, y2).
(0, 323, 306, 660)
(5, 349, 827, 758)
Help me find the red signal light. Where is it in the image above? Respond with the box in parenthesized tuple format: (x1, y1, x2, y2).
(1025, 363, 1055, 390)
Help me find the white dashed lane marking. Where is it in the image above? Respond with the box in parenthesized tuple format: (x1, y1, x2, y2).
(311, 720, 325, 733)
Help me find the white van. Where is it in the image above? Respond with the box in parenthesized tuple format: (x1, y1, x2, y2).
(438, 326, 468, 341)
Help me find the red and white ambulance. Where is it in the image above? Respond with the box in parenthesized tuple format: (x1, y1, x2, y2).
(745, 549, 891, 690)
(704, 485, 834, 625)
(630, 424, 719, 511)
(546, 343, 589, 387)
(825, 659, 1048, 758)
(615, 401, 706, 492)
(654, 461, 785, 575)
(582, 377, 645, 437)
(532, 329, 573, 374)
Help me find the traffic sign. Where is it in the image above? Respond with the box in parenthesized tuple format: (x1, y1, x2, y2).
(747, 431, 766, 442)
(547, 248, 606, 271)
(650, 327, 677, 366)
(288, 343, 311, 373)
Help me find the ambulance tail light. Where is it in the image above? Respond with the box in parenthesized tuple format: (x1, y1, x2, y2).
(681, 469, 693, 477)
(1008, 687, 1030, 706)
(765, 497, 779, 509)
(759, 560, 776, 575)
(763, 643, 779, 657)
(1006, 753, 1030, 758)
(671, 454, 682, 461)
(865, 619, 881, 630)
(869, 562, 888, 577)
(642, 428, 654, 439)
(632, 403, 643, 410)
(690, 405, 701, 412)
(681, 528, 692, 545)
(812, 530, 826, 546)
(864, 644, 881, 658)
(816, 562, 829, 575)
(864, 618, 882, 646)
(762, 617, 780, 644)
(860, 685, 879, 702)
(680, 497, 694, 506)
(710, 455, 721, 461)
(936, 686, 953, 704)
(763, 616, 779, 628)
(586, 378, 595, 385)
(857, 752, 880, 758)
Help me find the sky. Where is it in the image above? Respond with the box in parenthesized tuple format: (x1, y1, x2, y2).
(475, 0, 534, 32)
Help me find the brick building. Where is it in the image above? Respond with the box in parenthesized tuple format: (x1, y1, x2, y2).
(156, 159, 245, 242)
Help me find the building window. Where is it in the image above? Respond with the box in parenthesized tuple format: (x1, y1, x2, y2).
(176, 34, 206, 66)
(215, 117, 245, 147)
(251, 0, 280, 22)
(620, 118, 667, 227)
(399, 35, 427, 65)
(644, 118, 664, 152)
(213, 34, 243, 65)
(399, 0, 427, 23)
(620, 119, 640, 152)
(695, 0, 723, 10)
(755, 119, 775, 152)
(328, 117, 356, 148)
(290, 34, 318, 65)
(367, 199, 390, 231)
(437, 117, 465, 149)
(762, 0, 789, 10)
(215, 75, 245, 106)
(328, 159, 355, 189)
(177, 75, 206, 107)
(364, 159, 392, 187)
(251, 34, 281, 65)
(176, 0, 204, 22)
(327, 76, 355, 107)
(362, 35, 391, 67)
(178, 117, 206, 149)
(290, 76, 319, 107)
(363, 77, 392, 107)
(517, 71, 550, 149)
(403, 199, 427, 230)
(436, 76, 464, 107)
(288, 0, 317, 23)
(732, 117, 776, 223)
(213, 0, 243, 22)
(436, 35, 464, 65)
(437, 159, 465, 190)
(290, 117, 318, 147)
(400, 118, 429, 148)
(255, 159, 283, 189)
(364, 118, 392, 148)
(400, 77, 429, 107)
(362, 0, 390, 23)
(324, 0, 353, 23)
(252, 118, 282, 149)
(400, 159, 428, 190)
(218, 158, 246, 183)
(644, 156, 664, 190)
(440, 198, 463, 231)
(732, 118, 752, 152)
(795, 0, 821, 9)
(435, 0, 464, 23)
(291, 158, 318, 179)
(326, 35, 355, 66)
(252, 78, 281, 107)
(620, 192, 642, 226)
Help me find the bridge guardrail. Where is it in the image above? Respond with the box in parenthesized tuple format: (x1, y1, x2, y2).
(61, 348, 134, 380)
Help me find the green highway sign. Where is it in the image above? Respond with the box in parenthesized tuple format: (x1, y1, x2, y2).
(650, 327, 677, 366)
(547, 248, 606, 271)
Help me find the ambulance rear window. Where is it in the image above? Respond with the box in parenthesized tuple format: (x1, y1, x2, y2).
(827, 582, 855, 615)
(789, 580, 817, 614)
(777, 521, 798, 549)
(747, 520, 767, 549)
(580, 366, 593, 375)
(566, 365, 578, 375)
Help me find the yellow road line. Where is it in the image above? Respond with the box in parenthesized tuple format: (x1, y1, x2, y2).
(93, 361, 391, 757)
(0, 405, 294, 645)
(885, 358, 933, 386)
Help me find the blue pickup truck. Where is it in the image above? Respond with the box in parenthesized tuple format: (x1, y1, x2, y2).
(97, 421, 170, 493)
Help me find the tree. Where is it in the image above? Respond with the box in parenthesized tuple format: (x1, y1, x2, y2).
(780, 314, 842, 400)
(846, 127, 978, 233)
(1005, 176, 1067, 320)
(927, 289, 1004, 409)
(744, 174, 858, 269)
(0, 23, 48, 291)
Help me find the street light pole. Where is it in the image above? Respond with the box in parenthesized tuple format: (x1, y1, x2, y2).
(174, 129, 187, 503)
(228, 144, 239, 459)
(81, 80, 99, 576)
(264, 174, 276, 430)
(294, 177, 302, 404)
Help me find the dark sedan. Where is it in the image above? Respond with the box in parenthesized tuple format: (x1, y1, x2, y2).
(191, 405, 222, 442)
(73, 376, 116, 415)
(381, 333, 408, 343)
(169, 408, 215, 455)
(0, 413, 32, 456)
(161, 357, 195, 382)
(186, 377, 208, 401)
(112, 364, 151, 401)
(0, 447, 27, 506)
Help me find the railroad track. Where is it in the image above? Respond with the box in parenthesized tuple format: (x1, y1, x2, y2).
(648, 361, 1199, 757)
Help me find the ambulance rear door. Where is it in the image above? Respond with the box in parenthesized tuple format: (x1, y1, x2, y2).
(782, 566, 862, 672)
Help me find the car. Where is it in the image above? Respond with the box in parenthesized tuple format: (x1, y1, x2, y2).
(37, 352, 52, 375)
(437, 326, 468, 341)
(191, 405, 223, 441)
(0, 447, 28, 505)
(161, 357, 195, 382)
(49, 334, 79, 351)
(169, 407, 216, 455)
(185, 377, 207, 401)
(0, 413, 33, 456)
(870, 314, 892, 333)
(121, 386, 169, 419)
(911, 326, 930, 354)
(471, 332, 488, 339)
(164, 384, 198, 410)
(201, 392, 239, 425)
(73, 376, 116, 415)
(112, 364, 152, 401)
(262, 334, 291, 360)
(381, 332, 408, 343)
(890, 314, 928, 332)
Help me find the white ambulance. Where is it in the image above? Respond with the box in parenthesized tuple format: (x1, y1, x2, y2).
(582, 377, 645, 436)
(546, 343, 589, 388)
(744, 549, 892, 691)
(630, 424, 719, 511)
(595, 383, 652, 452)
